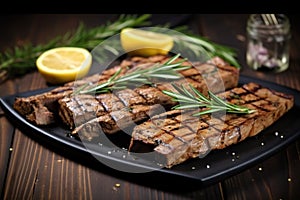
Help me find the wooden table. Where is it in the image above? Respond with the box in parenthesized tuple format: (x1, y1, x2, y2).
(1, 14, 300, 200)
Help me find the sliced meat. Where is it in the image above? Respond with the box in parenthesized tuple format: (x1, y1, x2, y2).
(72, 104, 162, 140)
(13, 55, 239, 140)
(129, 82, 294, 168)
(68, 86, 168, 140)
(68, 59, 239, 139)
(13, 55, 170, 125)
(58, 94, 106, 129)
(13, 86, 72, 125)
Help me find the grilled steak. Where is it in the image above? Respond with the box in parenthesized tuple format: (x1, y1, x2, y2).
(68, 59, 239, 140)
(13, 55, 171, 125)
(129, 82, 294, 168)
(13, 54, 239, 141)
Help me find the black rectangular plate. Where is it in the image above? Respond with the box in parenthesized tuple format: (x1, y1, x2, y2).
(1, 75, 300, 186)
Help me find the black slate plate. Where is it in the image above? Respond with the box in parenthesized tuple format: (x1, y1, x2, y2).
(1, 75, 300, 186)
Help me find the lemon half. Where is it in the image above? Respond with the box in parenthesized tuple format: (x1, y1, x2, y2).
(120, 28, 174, 57)
(36, 47, 92, 84)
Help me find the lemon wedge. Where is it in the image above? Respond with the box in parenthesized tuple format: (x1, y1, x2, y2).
(120, 28, 174, 57)
(36, 47, 92, 84)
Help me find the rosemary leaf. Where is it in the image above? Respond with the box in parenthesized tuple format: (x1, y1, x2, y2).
(163, 90, 199, 104)
(189, 85, 211, 103)
(146, 73, 182, 79)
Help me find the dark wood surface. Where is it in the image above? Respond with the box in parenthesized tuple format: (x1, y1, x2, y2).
(1, 14, 300, 200)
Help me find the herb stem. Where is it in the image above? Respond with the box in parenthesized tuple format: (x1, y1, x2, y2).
(163, 84, 255, 116)
(75, 54, 190, 95)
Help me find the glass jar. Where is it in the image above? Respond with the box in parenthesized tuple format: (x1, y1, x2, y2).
(246, 14, 291, 72)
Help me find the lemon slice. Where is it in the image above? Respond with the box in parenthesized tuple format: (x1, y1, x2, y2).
(36, 47, 92, 84)
(120, 28, 174, 57)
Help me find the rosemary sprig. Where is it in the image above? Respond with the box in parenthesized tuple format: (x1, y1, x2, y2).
(76, 54, 191, 94)
(0, 14, 151, 82)
(1, 14, 241, 83)
(162, 84, 255, 116)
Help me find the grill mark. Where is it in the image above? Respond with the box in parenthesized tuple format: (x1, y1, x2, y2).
(96, 93, 124, 112)
(115, 89, 146, 107)
(167, 128, 195, 145)
(226, 84, 291, 114)
(239, 84, 292, 113)
(250, 101, 275, 112)
(151, 111, 209, 151)
(130, 82, 294, 168)
(151, 111, 184, 143)
(58, 94, 106, 129)
(136, 109, 197, 148)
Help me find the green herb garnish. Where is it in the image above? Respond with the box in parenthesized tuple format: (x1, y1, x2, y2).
(75, 54, 190, 94)
(0, 14, 151, 82)
(163, 84, 255, 116)
(0, 14, 240, 83)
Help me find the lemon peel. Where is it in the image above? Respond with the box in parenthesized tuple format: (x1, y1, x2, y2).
(36, 47, 92, 84)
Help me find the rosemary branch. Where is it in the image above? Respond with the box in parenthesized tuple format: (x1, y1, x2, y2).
(0, 14, 241, 83)
(0, 14, 151, 82)
(163, 84, 255, 116)
(75, 54, 191, 94)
